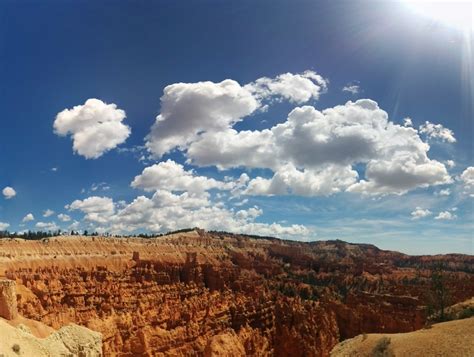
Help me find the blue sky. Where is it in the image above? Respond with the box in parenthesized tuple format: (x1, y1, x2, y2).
(0, 0, 472, 254)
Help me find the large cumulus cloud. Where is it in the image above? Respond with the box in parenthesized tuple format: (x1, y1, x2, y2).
(145, 71, 328, 158)
(54, 99, 131, 159)
(186, 99, 452, 195)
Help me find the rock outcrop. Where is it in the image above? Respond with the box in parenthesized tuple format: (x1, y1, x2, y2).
(0, 231, 472, 356)
(0, 279, 18, 320)
(0, 278, 102, 356)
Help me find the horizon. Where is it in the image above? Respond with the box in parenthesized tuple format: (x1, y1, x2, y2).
(0, 0, 473, 255)
(0, 227, 471, 257)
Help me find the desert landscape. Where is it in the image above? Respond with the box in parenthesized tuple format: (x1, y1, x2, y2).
(1, 229, 472, 356)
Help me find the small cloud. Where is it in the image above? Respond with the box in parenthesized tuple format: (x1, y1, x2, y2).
(43, 209, 55, 217)
(411, 207, 432, 219)
(51, 167, 58, 172)
(57, 213, 71, 222)
(234, 199, 249, 207)
(68, 220, 81, 231)
(419, 121, 456, 143)
(445, 160, 455, 168)
(0, 222, 10, 230)
(435, 211, 456, 220)
(403, 117, 413, 127)
(342, 83, 360, 95)
(22, 213, 35, 222)
(35, 221, 60, 231)
(435, 188, 451, 196)
(91, 182, 110, 192)
(2, 186, 16, 199)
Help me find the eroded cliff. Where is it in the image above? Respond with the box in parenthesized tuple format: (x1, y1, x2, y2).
(0, 230, 472, 356)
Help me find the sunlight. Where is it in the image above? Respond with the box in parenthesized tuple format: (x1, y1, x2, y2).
(403, 0, 473, 32)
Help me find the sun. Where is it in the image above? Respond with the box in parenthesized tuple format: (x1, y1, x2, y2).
(403, 0, 473, 32)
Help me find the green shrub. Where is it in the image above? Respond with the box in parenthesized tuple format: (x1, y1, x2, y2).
(371, 337, 394, 357)
(12, 344, 20, 354)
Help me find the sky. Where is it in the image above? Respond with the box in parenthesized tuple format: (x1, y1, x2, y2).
(0, 0, 472, 255)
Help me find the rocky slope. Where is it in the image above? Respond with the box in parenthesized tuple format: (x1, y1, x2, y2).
(330, 316, 474, 357)
(0, 230, 472, 356)
(0, 279, 102, 356)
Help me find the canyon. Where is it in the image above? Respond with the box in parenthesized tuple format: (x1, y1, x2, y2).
(0, 229, 472, 356)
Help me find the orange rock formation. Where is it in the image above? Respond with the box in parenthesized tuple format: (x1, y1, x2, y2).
(0, 230, 472, 356)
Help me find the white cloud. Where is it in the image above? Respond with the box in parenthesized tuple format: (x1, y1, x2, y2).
(131, 160, 232, 193)
(2, 186, 16, 199)
(0, 222, 10, 230)
(460, 166, 474, 197)
(36, 221, 60, 231)
(245, 164, 358, 196)
(67, 196, 115, 224)
(43, 209, 55, 217)
(445, 160, 455, 168)
(68, 220, 81, 231)
(90, 182, 110, 192)
(57, 213, 71, 222)
(410, 207, 432, 219)
(22, 213, 35, 222)
(246, 71, 328, 103)
(234, 199, 249, 207)
(54, 98, 131, 159)
(186, 129, 276, 170)
(67, 190, 310, 239)
(51, 167, 58, 172)
(436, 188, 451, 196)
(145, 79, 259, 158)
(460, 166, 474, 187)
(186, 98, 451, 196)
(419, 121, 456, 143)
(145, 71, 327, 158)
(342, 84, 360, 95)
(403, 117, 413, 127)
(435, 211, 456, 220)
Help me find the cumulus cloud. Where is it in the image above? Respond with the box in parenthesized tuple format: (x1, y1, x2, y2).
(246, 71, 328, 103)
(2, 186, 16, 199)
(0, 222, 10, 230)
(54, 98, 131, 159)
(43, 209, 55, 217)
(460, 167, 474, 187)
(57, 213, 71, 222)
(131, 159, 232, 193)
(435, 211, 456, 220)
(245, 164, 358, 196)
(419, 121, 456, 143)
(460, 166, 474, 197)
(186, 99, 451, 196)
(68, 191, 310, 239)
(145, 71, 327, 158)
(67, 196, 115, 224)
(36, 221, 60, 231)
(22, 213, 35, 222)
(145, 80, 259, 158)
(410, 207, 432, 219)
